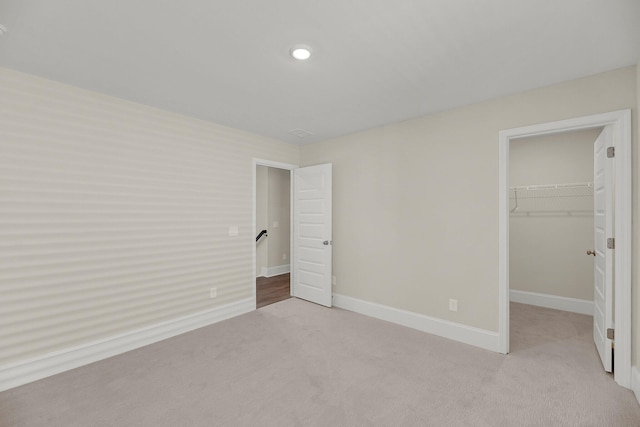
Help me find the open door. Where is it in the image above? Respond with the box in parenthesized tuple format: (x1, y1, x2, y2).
(292, 164, 332, 307)
(593, 127, 613, 372)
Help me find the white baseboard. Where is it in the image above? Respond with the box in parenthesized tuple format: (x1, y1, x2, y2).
(632, 366, 640, 406)
(510, 289, 593, 315)
(263, 264, 290, 278)
(0, 298, 254, 392)
(332, 294, 500, 353)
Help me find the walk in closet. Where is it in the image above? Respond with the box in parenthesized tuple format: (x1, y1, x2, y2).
(509, 128, 602, 309)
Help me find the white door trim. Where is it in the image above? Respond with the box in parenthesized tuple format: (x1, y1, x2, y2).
(252, 159, 298, 308)
(498, 109, 632, 388)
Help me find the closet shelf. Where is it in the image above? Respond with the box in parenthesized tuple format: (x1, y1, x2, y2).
(510, 182, 593, 197)
(509, 181, 593, 215)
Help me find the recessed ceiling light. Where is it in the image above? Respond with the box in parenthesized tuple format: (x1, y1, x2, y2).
(290, 45, 312, 61)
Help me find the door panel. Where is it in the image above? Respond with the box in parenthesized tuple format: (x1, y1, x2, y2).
(293, 164, 332, 307)
(593, 127, 613, 372)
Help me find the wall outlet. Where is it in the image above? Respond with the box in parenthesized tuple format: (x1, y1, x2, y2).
(283, 253, 287, 260)
(210, 287, 217, 299)
(449, 298, 458, 312)
(228, 226, 239, 236)
(273, 221, 279, 228)
(332, 275, 337, 286)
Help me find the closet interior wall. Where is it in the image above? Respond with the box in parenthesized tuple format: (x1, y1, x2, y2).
(509, 128, 602, 303)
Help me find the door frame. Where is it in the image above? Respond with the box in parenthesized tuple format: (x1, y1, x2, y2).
(498, 109, 632, 388)
(252, 159, 298, 308)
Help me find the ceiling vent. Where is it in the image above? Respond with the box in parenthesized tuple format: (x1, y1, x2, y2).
(288, 128, 313, 138)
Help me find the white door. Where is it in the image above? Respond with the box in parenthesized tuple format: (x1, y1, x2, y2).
(292, 164, 332, 307)
(593, 127, 614, 372)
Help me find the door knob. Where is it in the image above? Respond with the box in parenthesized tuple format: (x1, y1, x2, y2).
(586, 250, 596, 256)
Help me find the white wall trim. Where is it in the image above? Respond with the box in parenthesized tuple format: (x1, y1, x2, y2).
(632, 366, 640, 406)
(261, 264, 290, 278)
(0, 298, 254, 392)
(333, 294, 500, 352)
(498, 109, 632, 389)
(510, 290, 593, 316)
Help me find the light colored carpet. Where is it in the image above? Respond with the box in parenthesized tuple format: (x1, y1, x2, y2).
(1, 300, 639, 426)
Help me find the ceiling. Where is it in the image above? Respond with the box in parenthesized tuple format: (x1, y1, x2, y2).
(0, 1, 638, 144)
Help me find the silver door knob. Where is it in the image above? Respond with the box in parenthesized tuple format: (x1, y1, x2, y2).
(586, 250, 596, 256)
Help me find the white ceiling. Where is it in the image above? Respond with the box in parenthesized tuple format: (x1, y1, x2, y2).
(0, 0, 639, 144)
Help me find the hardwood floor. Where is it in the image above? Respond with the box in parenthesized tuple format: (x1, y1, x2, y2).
(256, 273, 291, 308)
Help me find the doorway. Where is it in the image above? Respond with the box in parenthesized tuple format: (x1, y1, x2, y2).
(253, 159, 297, 309)
(509, 128, 600, 314)
(498, 110, 632, 388)
(253, 160, 334, 309)
(508, 128, 602, 362)
(256, 164, 291, 308)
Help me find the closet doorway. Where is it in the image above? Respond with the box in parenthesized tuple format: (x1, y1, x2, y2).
(509, 128, 600, 316)
(508, 128, 602, 369)
(253, 160, 296, 309)
(498, 110, 632, 389)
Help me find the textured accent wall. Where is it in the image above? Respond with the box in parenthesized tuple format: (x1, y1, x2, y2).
(0, 67, 299, 366)
(634, 61, 640, 369)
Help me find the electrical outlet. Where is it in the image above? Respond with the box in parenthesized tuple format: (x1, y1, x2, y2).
(332, 275, 337, 286)
(273, 221, 279, 228)
(449, 299, 458, 312)
(283, 253, 287, 260)
(210, 287, 217, 299)
(228, 226, 239, 236)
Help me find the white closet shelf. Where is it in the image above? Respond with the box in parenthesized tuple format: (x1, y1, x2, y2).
(509, 181, 593, 192)
(510, 182, 593, 198)
(509, 181, 594, 215)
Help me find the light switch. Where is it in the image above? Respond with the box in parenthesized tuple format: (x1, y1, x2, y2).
(273, 221, 279, 228)
(228, 226, 239, 236)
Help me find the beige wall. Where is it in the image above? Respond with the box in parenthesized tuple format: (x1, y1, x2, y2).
(256, 166, 268, 275)
(255, 166, 291, 276)
(509, 129, 600, 301)
(0, 67, 299, 366)
(2, 64, 638, 372)
(301, 66, 636, 333)
(267, 168, 290, 269)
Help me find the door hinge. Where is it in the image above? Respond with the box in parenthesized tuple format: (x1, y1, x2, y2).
(607, 328, 615, 340)
(607, 238, 615, 249)
(607, 147, 615, 158)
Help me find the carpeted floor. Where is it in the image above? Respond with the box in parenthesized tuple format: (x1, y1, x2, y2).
(1, 300, 639, 426)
